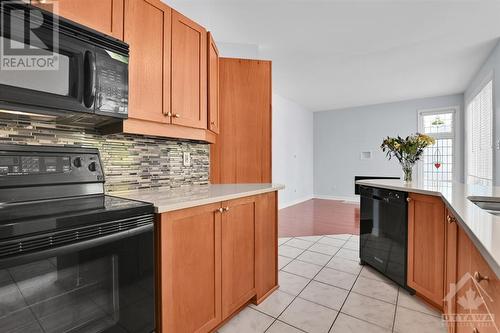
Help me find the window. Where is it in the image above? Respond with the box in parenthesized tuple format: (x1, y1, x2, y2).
(467, 80, 493, 185)
(418, 108, 456, 186)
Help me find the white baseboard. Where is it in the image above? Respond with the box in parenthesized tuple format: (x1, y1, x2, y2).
(279, 195, 314, 209)
(278, 194, 360, 209)
(313, 194, 360, 203)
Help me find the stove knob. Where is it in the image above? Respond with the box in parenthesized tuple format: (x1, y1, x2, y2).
(73, 157, 82, 168)
(88, 162, 97, 172)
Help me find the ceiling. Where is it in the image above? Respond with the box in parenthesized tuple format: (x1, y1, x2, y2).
(163, 0, 500, 111)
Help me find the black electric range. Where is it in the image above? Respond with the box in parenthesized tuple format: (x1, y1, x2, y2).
(0, 145, 155, 333)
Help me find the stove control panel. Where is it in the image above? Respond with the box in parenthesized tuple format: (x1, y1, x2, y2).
(0, 145, 105, 186)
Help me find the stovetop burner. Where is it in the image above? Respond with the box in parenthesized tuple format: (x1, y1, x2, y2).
(0, 194, 153, 240)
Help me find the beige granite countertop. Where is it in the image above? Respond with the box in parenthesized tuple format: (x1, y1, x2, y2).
(112, 183, 284, 214)
(356, 179, 500, 277)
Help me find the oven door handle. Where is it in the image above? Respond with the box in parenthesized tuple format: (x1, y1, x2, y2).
(0, 224, 153, 268)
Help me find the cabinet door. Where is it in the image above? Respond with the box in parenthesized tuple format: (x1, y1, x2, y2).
(444, 210, 458, 333)
(407, 193, 446, 308)
(159, 203, 222, 333)
(171, 10, 207, 129)
(215, 58, 272, 183)
(221, 196, 256, 319)
(31, 0, 124, 40)
(469, 239, 500, 332)
(124, 0, 171, 124)
(255, 192, 278, 302)
(455, 228, 500, 333)
(207, 32, 220, 134)
(456, 227, 473, 333)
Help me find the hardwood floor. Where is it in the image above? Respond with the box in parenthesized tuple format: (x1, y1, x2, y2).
(278, 199, 360, 237)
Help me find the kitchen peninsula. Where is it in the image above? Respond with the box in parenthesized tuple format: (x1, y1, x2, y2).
(357, 178, 500, 332)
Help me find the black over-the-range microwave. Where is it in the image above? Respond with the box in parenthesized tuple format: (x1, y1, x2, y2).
(0, 2, 129, 127)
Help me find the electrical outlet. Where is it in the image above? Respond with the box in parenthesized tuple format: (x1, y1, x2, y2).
(183, 152, 191, 167)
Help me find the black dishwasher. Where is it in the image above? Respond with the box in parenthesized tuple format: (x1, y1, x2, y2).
(360, 185, 413, 291)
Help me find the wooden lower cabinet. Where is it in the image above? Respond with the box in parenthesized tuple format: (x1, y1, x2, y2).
(221, 196, 256, 318)
(157, 192, 278, 333)
(430, 207, 500, 333)
(407, 193, 446, 309)
(406, 192, 500, 332)
(158, 203, 222, 333)
(444, 209, 458, 333)
(255, 192, 278, 301)
(455, 226, 473, 333)
(469, 246, 500, 333)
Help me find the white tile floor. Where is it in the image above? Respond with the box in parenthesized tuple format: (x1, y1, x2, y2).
(217, 234, 448, 333)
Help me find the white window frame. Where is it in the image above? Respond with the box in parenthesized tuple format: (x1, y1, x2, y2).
(465, 72, 495, 185)
(417, 106, 459, 183)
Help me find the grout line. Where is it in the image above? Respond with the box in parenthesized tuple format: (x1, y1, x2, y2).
(326, 259, 364, 333)
(392, 288, 400, 333)
(263, 235, 355, 331)
(236, 234, 402, 333)
(263, 236, 327, 333)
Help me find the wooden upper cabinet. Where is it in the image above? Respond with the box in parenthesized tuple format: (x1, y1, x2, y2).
(212, 58, 272, 184)
(31, 0, 124, 40)
(407, 193, 446, 309)
(171, 10, 207, 129)
(207, 32, 220, 134)
(159, 203, 222, 333)
(124, 0, 170, 124)
(221, 196, 256, 319)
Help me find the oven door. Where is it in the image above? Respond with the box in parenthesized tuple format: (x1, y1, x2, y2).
(0, 6, 94, 116)
(0, 221, 155, 333)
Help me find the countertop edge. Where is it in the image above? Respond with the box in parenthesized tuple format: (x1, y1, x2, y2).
(356, 180, 500, 278)
(153, 186, 282, 213)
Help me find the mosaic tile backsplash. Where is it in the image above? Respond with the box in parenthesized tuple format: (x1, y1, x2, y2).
(0, 118, 210, 192)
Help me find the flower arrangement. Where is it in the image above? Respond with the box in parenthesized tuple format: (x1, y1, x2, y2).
(380, 133, 435, 183)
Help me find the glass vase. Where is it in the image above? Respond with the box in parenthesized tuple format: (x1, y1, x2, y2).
(402, 165, 413, 183)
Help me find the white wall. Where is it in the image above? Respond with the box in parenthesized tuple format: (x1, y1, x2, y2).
(273, 94, 314, 208)
(216, 42, 260, 59)
(214, 43, 314, 209)
(464, 40, 500, 184)
(313, 94, 465, 199)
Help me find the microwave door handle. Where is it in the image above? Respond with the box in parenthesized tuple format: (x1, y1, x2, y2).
(83, 51, 97, 109)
